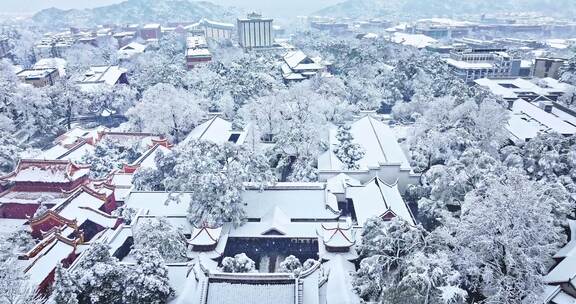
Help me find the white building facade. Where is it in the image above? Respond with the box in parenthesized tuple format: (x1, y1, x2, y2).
(237, 13, 274, 49)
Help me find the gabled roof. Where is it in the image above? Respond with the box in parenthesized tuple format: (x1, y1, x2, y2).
(46, 186, 117, 229)
(322, 223, 355, 248)
(261, 206, 290, 235)
(346, 177, 415, 226)
(119, 42, 146, 52)
(124, 142, 171, 173)
(326, 173, 361, 195)
(0, 159, 90, 183)
(318, 115, 412, 171)
(20, 232, 80, 286)
(189, 225, 222, 247)
(183, 116, 249, 145)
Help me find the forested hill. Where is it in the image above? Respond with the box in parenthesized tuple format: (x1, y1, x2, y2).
(315, 0, 576, 19)
(32, 0, 240, 29)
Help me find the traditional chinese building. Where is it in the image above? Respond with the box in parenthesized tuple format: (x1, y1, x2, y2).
(18, 232, 84, 295)
(29, 185, 119, 241)
(0, 160, 91, 219)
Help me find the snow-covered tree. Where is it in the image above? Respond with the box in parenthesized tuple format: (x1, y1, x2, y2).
(334, 124, 365, 169)
(0, 59, 19, 106)
(112, 206, 137, 225)
(0, 130, 23, 174)
(12, 84, 61, 138)
(221, 253, 256, 273)
(49, 263, 79, 304)
(448, 171, 566, 303)
(126, 83, 206, 143)
(63, 43, 110, 78)
(0, 227, 36, 260)
(45, 79, 86, 130)
(558, 86, 576, 110)
(561, 55, 576, 85)
(123, 246, 173, 304)
(354, 217, 430, 302)
(278, 255, 302, 275)
(133, 217, 188, 263)
(85, 84, 138, 114)
(73, 243, 125, 304)
(382, 251, 466, 304)
(134, 139, 274, 226)
(82, 138, 142, 178)
(0, 258, 43, 304)
(408, 95, 507, 172)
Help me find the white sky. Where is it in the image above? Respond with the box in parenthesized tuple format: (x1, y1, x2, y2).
(1, 0, 345, 17)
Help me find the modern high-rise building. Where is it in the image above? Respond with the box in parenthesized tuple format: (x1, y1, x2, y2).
(237, 13, 274, 49)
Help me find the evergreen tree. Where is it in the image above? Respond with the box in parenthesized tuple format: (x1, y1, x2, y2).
(123, 246, 173, 304)
(221, 253, 256, 273)
(133, 217, 188, 263)
(49, 263, 79, 304)
(73, 243, 125, 304)
(334, 124, 365, 170)
(278, 255, 303, 276)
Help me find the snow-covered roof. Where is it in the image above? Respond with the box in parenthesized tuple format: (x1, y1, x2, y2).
(205, 273, 297, 304)
(22, 234, 77, 286)
(324, 256, 361, 304)
(326, 173, 361, 195)
(0, 159, 90, 183)
(183, 116, 250, 145)
(474, 78, 573, 100)
(242, 186, 340, 220)
(124, 192, 191, 216)
(130, 143, 171, 170)
(125, 185, 340, 220)
(260, 206, 290, 235)
(445, 58, 493, 70)
(542, 285, 576, 304)
(346, 177, 415, 227)
(318, 116, 412, 172)
(416, 18, 476, 27)
(282, 50, 325, 81)
(189, 226, 222, 247)
(228, 221, 322, 239)
(544, 255, 576, 285)
(322, 223, 355, 248)
(118, 42, 147, 60)
(507, 99, 576, 142)
(120, 42, 146, 53)
(40, 140, 95, 162)
(198, 18, 235, 30)
(391, 32, 437, 49)
(51, 187, 117, 229)
(76, 65, 126, 92)
(143, 23, 161, 29)
(186, 48, 212, 57)
(33, 58, 67, 77)
(0, 190, 68, 206)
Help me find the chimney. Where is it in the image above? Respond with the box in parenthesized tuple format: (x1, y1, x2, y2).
(507, 99, 515, 110)
(538, 100, 554, 113)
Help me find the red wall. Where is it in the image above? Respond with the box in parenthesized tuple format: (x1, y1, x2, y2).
(37, 250, 78, 296)
(10, 177, 87, 192)
(0, 203, 41, 219)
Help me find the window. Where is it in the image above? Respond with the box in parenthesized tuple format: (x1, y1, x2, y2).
(228, 133, 241, 143)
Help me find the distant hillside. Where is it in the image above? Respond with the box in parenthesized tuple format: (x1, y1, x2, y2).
(315, 0, 576, 19)
(33, 0, 240, 29)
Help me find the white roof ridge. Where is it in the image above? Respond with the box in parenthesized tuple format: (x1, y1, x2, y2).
(365, 116, 388, 163)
